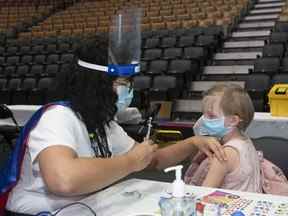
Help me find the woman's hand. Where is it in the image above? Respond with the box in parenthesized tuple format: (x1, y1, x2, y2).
(192, 136, 227, 162)
(127, 140, 158, 172)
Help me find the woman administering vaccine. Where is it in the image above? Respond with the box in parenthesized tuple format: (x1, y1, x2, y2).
(3, 10, 226, 216)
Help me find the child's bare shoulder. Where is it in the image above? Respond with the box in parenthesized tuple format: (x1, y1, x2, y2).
(222, 139, 243, 171)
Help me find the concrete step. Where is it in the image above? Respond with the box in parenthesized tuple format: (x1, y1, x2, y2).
(232, 30, 271, 38)
(222, 47, 263, 53)
(189, 81, 246, 90)
(254, 2, 285, 8)
(203, 65, 253, 75)
(224, 41, 265, 48)
(238, 21, 275, 29)
(250, 8, 282, 14)
(258, 0, 284, 3)
(244, 14, 279, 21)
(214, 52, 262, 61)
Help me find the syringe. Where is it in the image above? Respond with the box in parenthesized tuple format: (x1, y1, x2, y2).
(145, 117, 153, 140)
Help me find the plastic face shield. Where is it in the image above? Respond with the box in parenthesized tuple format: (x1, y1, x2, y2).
(108, 8, 142, 77)
(77, 9, 142, 77)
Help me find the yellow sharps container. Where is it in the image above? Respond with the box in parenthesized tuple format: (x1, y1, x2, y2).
(268, 84, 288, 116)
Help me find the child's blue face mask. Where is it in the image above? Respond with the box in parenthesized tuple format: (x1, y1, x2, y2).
(193, 116, 233, 138)
(116, 85, 134, 112)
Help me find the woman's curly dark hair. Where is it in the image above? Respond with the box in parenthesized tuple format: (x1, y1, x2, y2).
(57, 35, 118, 134)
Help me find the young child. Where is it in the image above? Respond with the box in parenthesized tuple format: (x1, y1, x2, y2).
(184, 84, 262, 193)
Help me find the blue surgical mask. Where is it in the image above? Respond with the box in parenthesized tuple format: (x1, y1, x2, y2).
(116, 85, 134, 112)
(194, 115, 232, 138)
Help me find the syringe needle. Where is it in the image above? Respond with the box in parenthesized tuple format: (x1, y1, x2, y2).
(145, 117, 152, 140)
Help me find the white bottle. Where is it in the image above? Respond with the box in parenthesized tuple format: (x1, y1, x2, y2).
(165, 165, 185, 198)
(159, 165, 196, 216)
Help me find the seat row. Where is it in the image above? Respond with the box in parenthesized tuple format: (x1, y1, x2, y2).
(142, 34, 221, 49)
(0, 43, 75, 56)
(21, 0, 249, 38)
(141, 46, 208, 62)
(20, 22, 225, 39)
(0, 72, 286, 112)
(0, 76, 56, 105)
(0, 63, 70, 78)
(142, 27, 223, 39)
(8, 27, 222, 45)
(0, 53, 74, 66)
(0, 5, 54, 32)
(140, 59, 200, 85)
(132, 73, 288, 114)
(0, 0, 57, 6)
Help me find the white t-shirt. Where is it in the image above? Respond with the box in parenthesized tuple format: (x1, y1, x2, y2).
(6, 105, 135, 214)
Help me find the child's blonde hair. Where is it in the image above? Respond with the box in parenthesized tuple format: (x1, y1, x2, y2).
(203, 84, 254, 131)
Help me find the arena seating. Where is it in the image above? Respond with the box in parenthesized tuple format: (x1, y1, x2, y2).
(16, 0, 249, 39)
(0, 0, 287, 120)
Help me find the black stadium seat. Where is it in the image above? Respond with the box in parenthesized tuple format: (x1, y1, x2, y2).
(30, 65, 44, 76)
(4, 66, 16, 77)
(0, 57, 5, 66)
(16, 65, 29, 77)
(5, 47, 18, 57)
(253, 137, 288, 177)
(281, 57, 288, 73)
(34, 55, 46, 65)
(60, 53, 74, 64)
(262, 44, 284, 58)
(18, 46, 31, 56)
(147, 60, 168, 75)
(8, 78, 21, 104)
(6, 56, 20, 66)
(30, 45, 45, 55)
(168, 59, 192, 75)
(0, 78, 7, 90)
(275, 22, 288, 32)
(131, 75, 151, 109)
(46, 54, 59, 64)
(246, 74, 270, 112)
(0, 47, 5, 56)
(46, 64, 59, 75)
(178, 35, 195, 48)
(13, 78, 36, 104)
(30, 77, 56, 104)
(272, 74, 288, 84)
(143, 38, 160, 49)
(184, 46, 206, 66)
(270, 32, 288, 45)
(167, 59, 197, 83)
(45, 44, 57, 54)
(160, 37, 177, 48)
(195, 35, 217, 48)
(142, 49, 162, 61)
(150, 75, 178, 101)
(58, 43, 71, 53)
(140, 61, 148, 74)
(21, 55, 33, 65)
(253, 57, 280, 75)
(163, 47, 182, 60)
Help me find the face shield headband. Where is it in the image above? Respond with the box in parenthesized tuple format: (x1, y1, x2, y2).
(78, 59, 140, 77)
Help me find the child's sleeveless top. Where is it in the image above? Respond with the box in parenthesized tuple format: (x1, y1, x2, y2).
(184, 138, 262, 193)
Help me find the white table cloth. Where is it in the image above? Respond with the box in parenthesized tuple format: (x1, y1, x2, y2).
(54, 178, 288, 216)
(247, 112, 288, 139)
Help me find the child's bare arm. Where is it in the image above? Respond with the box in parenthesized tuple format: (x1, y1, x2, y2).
(202, 147, 239, 188)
